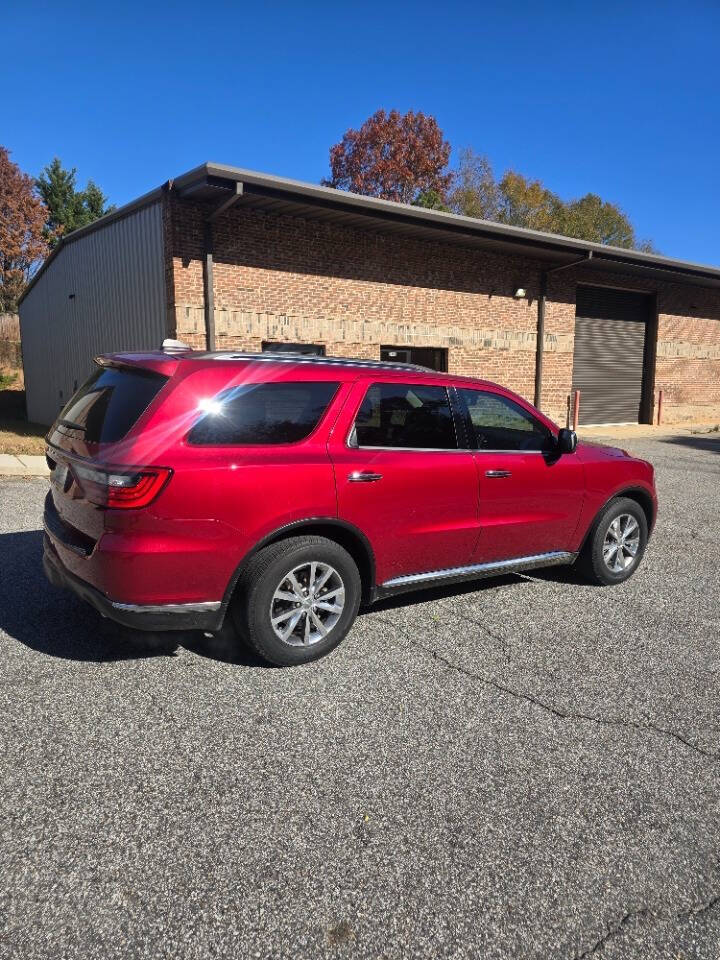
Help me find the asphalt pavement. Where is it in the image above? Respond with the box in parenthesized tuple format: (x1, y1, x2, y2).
(1, 434, 719, 959)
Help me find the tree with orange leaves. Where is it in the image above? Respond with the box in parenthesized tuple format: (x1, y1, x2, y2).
(0, 147, 49, 311)
(324, 109, 452, 206)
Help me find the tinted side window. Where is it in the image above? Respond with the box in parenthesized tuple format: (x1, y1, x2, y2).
(188, 381, 339, 445)
(56, 366, 168, 444)
(354, 383, 457, 449)
(458, 389, 551, 452)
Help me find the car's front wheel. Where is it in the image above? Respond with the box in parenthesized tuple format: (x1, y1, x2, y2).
(232, 535, 362, 666)
(576, 496, 649, 586)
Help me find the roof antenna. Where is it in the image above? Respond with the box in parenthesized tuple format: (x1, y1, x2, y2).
(161, 338, 192, 352)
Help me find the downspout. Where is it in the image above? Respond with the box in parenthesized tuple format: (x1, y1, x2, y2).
(203, 221, 216, 351)
(533, 272, 547, 408)
(203, 182, 243, 351)
(533, 251, 593, 410)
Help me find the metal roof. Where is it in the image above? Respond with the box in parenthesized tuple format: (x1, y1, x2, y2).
(21, 161, 720, 302)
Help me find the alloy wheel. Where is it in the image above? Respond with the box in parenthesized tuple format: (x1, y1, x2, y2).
(602, 514, 640, 573)
(269, 562, 346, 646)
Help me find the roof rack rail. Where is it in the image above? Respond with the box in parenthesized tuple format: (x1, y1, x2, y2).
(190, 351, 432, 372)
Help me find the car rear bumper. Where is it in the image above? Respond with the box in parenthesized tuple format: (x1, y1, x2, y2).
(43, 535, 224, 633)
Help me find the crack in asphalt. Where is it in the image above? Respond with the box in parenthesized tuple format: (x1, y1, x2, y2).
(441, 608, 513, 666)
(373, 612, 720, 954)
(573, 892, 720, 958)
(679, 891, 720, 920)
(573, 908, 651, 958)
(375, 616, 718, 761)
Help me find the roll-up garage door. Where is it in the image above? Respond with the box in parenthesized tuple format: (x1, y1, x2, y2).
(572, 285, 651, 425)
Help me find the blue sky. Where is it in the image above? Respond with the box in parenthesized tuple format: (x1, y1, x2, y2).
(4, 1, 720, 264)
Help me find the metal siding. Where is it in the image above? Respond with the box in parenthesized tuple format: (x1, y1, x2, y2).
(19, 203, 166, 425)
(572, 286, 651, 426)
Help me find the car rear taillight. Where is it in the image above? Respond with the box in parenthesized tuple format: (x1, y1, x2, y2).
(73, 464, 172, 509)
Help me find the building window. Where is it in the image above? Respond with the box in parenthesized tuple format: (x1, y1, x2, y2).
(380, 346, 448, 372)
(262, 341, 326, 356)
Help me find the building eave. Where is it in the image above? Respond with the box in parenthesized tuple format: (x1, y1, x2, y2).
(20, 161, 720, 305)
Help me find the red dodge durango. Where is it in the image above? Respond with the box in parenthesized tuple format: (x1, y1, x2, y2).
(43, 345, 657, 666)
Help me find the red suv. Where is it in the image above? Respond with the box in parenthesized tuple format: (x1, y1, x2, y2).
(43, 347, 657, 666)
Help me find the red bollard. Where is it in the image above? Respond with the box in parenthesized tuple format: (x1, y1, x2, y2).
(572, 389, 581, 431)
(657, 389, 664, 426)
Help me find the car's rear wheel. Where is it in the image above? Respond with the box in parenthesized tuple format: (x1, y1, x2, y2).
(576, 496, 648, 585)
(232, 536, 362, 666)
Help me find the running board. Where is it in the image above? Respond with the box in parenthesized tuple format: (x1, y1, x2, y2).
(379, 550, 577, 594)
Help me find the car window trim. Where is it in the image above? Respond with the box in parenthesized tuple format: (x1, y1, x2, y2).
(448, 386, 472, 449)
(471, 448, 550, 455)
(346, 381, 461, 452)
(351, 444, 472, 454)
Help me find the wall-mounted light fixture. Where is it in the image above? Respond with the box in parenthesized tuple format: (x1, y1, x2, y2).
(513, 287, 526, 299)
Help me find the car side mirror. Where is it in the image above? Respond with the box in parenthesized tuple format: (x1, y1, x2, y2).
(557, 428, 578, 454)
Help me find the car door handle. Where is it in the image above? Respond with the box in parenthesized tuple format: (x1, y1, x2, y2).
(348, 471, 383, 482)
(485, 469, 512, 478)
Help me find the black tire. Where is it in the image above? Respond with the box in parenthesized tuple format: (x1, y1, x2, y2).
(576, 496, 648, 586)
(231, 535, 362, 666)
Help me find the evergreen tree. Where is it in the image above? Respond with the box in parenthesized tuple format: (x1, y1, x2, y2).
(36, 158, 115, 246)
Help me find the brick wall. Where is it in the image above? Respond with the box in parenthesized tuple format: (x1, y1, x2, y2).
(165, 196, 720, 427)
(655, 290, 720, 423)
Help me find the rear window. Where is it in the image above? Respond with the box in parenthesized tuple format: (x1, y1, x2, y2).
(56, 366, 168, 444)
(187, 381, 339, 446)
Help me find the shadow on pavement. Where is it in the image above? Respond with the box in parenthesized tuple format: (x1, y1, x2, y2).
(524, 565, 587, 586)
(1, 528, 582, 663)
(0, 529, 265, 666)
(362, 571, 541, 614)
(660, 434, 720, 455)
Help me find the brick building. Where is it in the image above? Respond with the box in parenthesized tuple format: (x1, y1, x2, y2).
(19, 162, 720, 427)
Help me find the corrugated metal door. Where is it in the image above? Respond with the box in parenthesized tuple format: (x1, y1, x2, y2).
(572, 286, 651, 425)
